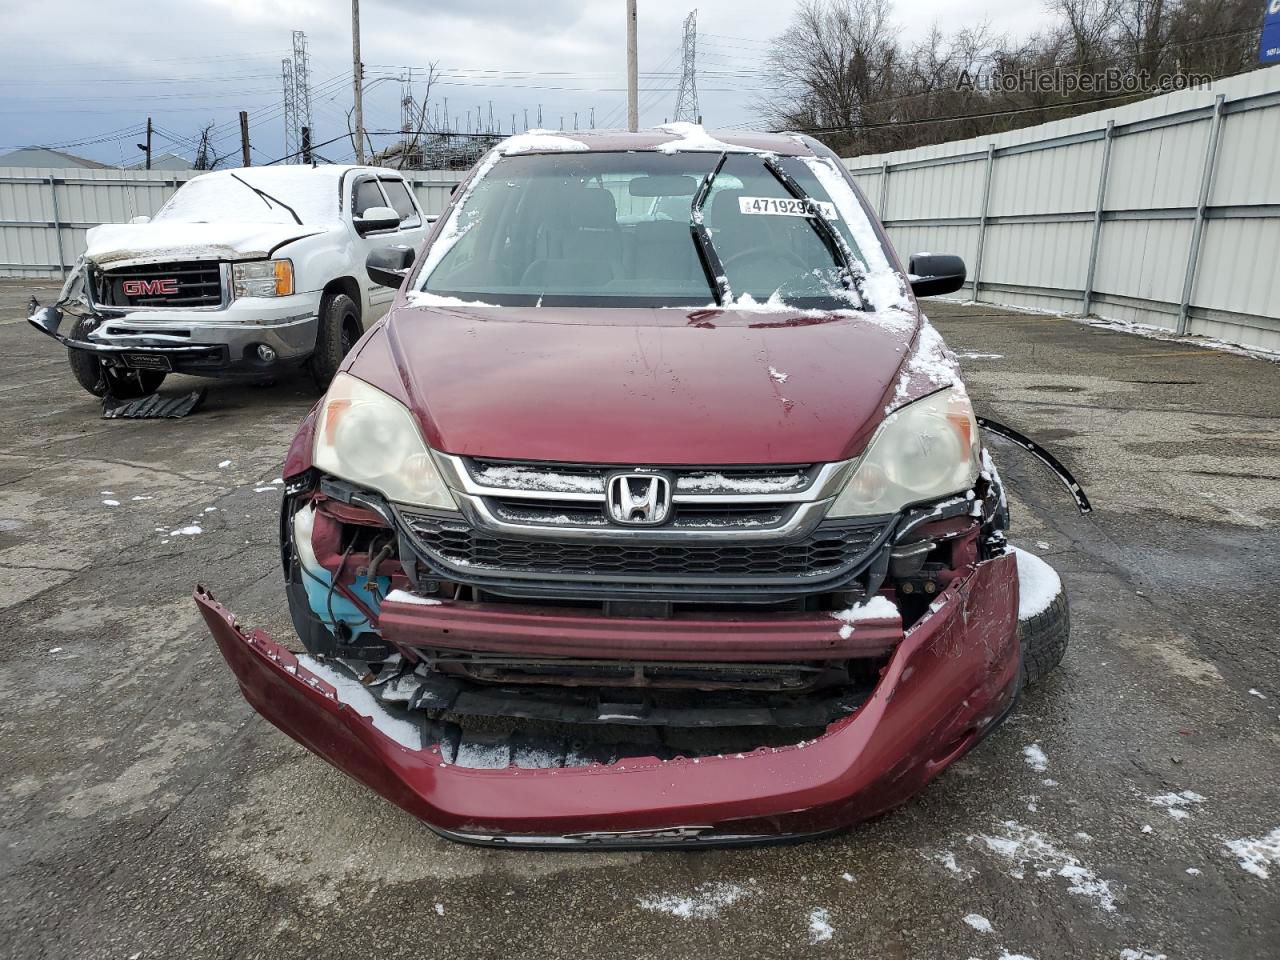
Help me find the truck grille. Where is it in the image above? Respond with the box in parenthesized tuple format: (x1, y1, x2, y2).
(401, 512, 889, 585)
(96, 261, 224, 308)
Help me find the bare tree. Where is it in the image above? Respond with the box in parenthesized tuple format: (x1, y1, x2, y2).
(759, 0, 901, 153)
(191, 122, 230, 171)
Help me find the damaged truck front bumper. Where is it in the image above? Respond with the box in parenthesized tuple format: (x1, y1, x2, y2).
(194, 549, 1019, 848)
(28, 294, 320, 378)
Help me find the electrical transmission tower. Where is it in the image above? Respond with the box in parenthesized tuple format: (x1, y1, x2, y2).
(673, 10, 700, 124)
(281, 30, 313, 163)
(281, 58, 299, 162)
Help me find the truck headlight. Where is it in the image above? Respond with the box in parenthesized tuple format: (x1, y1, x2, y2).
(829, 387, 980, 517)
(313, 373, 456, 509)
(232, 259, 294, 298)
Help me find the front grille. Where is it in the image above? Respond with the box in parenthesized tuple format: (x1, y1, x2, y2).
(402, 511, 889, 586)
(465, 458, 819, 533)
(96, 261, 224, 308)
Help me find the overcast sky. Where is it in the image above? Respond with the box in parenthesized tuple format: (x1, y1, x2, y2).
(1, 0, 1048, 166)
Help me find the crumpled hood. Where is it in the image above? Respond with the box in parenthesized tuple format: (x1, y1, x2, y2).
(347, 303, 929, 466)
(83, 221, 327, 268)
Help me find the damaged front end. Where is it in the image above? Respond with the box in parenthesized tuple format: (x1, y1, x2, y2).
(197, 449, 1020, 848)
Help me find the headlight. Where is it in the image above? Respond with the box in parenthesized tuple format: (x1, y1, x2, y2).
(232, 259, 293, 298)
(829, 387, 980, 516)
(313, 373, 456, 509)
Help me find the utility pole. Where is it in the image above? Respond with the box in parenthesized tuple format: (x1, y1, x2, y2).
(626, 0, 639, 132)
(137, 117, 153, 170)
(239, 111, 251, 166)
(351, 0, 365, 163)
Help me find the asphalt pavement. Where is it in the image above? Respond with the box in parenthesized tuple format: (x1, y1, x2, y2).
(1, 280, 1277, 960)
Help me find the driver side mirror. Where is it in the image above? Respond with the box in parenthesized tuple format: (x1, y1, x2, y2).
(366, 245, 416, 290)
(908, 254, 967, 299)
(354, 205, 401, 236)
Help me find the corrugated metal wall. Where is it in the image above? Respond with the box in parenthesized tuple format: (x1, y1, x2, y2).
(846, 66, 1280, 353)
(0, 167, 467, 281)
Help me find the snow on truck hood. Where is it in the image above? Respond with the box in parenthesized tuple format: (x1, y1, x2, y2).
(82, 221, 325, 268)
(346, 301, 959, 466)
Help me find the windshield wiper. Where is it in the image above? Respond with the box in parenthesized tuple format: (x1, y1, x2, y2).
(229, 173, 303, 226)
(760, 155, 866, 307)
(689, 153, 732, 306)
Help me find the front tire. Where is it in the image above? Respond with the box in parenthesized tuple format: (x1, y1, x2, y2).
(308, 292, 361, 390)
(1014, 549, 1070, 687)
(66, 318, 166, 399)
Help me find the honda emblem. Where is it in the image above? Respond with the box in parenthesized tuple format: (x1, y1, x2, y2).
(606, 473, 672, 526)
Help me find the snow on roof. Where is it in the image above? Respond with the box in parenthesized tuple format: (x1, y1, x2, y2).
(499, 129, 589, 155)
(654, 122, 755, 155)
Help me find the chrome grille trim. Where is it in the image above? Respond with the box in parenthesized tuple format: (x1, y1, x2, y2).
(432, 454, 857, 541)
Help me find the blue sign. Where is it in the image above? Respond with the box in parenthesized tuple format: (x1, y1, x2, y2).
(1264, 0, 1280, 64)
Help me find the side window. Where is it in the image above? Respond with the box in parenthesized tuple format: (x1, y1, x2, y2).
(353, 179, 389, 218)
(379, 179, 422, 228)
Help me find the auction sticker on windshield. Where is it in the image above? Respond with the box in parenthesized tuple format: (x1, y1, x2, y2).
(738, 196, 839, 220)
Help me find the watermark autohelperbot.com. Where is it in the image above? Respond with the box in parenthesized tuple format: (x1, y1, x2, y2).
(956, 68, 1213, 96)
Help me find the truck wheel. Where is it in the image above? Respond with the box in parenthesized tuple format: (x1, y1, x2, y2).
(66, 318, 166, 399)
(1014, 548, 1070, 687)
(308, 292, 360, 390)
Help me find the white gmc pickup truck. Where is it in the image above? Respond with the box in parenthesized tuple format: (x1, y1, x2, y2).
(28, 165, 429, 398)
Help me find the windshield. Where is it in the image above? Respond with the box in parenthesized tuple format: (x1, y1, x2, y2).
(153, 169, 341, 226)
(418, 151, 893, 310)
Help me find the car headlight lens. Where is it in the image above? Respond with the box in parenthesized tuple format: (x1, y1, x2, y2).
(829, 387, 980, 516)
(232, 259, 293, 298)
(313, 373, 456, 509)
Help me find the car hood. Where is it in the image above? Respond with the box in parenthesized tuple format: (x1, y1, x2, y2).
(346, 302, 926, 466)
(83, 221, 328, 269)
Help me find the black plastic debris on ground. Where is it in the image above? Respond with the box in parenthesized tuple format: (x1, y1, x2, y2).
(102, 390, 206, 420)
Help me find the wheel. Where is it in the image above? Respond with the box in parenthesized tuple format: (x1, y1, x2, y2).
(308, 292, 361, 390)
(66, 318, 165, 399)
(1014, 547, 1070, 687)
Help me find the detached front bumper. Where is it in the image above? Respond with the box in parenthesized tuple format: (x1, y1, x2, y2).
(28, 295, 320, 377)
(195, 551, 1019, 848)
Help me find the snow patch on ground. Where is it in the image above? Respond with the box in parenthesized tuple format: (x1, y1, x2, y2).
(169, 525, 202, 537)
(1147, 790, 1205, 820)
(1022, 744, 1049, 772)
(1120, 950, 1168, 960)
(963, 914, 994, 933)
(1223, 828, 1280, 879)
(102, 499, 119, 507)
(1012, 547, 1063, 619)
(968, 821, 1118, 912)
(831, 595, 900, 639)
(385, 589, 442, 607)
(298, 655, 421, 750)
(637, 881, 751, 919)
(1248, 688, 1267, 699)
(218, 460, 232, 468)
(927, 850, 976, 879)
(808, 908, 834, 944)
(498, 129, 589, 155)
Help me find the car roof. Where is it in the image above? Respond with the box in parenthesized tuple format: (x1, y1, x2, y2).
(499, 126, 817, 157)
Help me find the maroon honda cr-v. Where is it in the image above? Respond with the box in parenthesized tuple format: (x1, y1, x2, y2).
(197, 124, 1069, 848)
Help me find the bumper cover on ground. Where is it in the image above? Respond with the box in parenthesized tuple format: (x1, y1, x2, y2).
(195, 552, 1019, 847)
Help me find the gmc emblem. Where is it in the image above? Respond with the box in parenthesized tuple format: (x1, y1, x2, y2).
(122, 278, 179, 296)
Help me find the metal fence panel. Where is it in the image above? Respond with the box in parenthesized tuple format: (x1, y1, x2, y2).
(844, 66, 1280, 353)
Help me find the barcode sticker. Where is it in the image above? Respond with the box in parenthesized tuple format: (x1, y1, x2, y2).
(738, 196, 838, 220)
